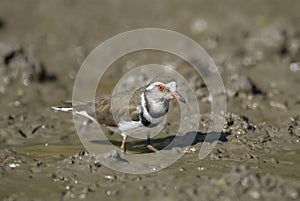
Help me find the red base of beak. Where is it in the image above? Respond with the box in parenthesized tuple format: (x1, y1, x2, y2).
(172, 92, 186, 103)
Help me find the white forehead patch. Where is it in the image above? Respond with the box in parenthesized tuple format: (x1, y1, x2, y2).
(165, 81, 177, 92)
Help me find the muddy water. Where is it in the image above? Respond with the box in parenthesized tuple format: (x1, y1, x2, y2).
(1, 0, 300, 200)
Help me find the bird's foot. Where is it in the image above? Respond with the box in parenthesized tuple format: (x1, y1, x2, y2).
(120, 145, 126, 153)
(147, 144, 158, 152)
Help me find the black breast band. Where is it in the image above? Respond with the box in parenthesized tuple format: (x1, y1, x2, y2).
(140, 110, 151, 127)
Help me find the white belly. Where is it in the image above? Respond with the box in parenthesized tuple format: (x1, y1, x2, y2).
(107, 116, 166, 139)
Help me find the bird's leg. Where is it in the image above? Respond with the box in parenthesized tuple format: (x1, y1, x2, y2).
(146, 132, 158, 152)
(120, 134, 127, 152)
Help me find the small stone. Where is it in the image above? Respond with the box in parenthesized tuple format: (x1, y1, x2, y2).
(104, 175, 115, 180)
(242, 55, 256, 66)
(79, 150, 87, 156)
(270, 101, 287, 110)
(249, 190, 260, 199)
(191, 19, 207, 34)
(14, 101, 21, 107)
(105, 190, 112, 196)
(94, 161, 101, 167)
(271, 158, 279, 164)
(288, 189, 298, 199)
(103, 149, 128, 162)
(79, 194, 86, 199)
(8, 163, 19, 168)
(290, 62, 300, 72)
(241, 176, 250, 187)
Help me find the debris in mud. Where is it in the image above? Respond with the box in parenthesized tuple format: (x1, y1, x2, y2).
(289, 116, 300, 137)
(0, 149, 21, 169)
(269, 101, 287, 110)
(0, 1, 300, 201)
(31, 125, 45, 134)
(0, 114, 58, 145)
(0, 43, 56, 89)
(223, 113, 256, 135)
(212, 165, 300, 200)
(18, 129, 27, 138)
(8, 162, 20, 169)
(102, 149, 128, 163)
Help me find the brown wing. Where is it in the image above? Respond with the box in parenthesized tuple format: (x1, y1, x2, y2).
(95, 87, 145, 127)
(94, 97, 116, 126)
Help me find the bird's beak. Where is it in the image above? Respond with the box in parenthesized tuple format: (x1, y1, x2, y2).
(171, 91, 186, 103)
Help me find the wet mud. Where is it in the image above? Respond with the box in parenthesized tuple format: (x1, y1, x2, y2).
(0, 0, 300, 200)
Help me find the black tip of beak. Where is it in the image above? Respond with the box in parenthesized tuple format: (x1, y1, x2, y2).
(179, 97, 186, 104)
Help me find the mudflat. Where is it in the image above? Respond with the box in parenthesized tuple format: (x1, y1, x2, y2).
(0, 1, 300, 200)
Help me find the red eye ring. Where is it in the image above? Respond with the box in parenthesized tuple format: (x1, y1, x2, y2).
(157, 84, 166, 92)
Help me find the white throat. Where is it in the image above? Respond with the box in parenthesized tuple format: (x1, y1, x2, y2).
(140, 92, 164, 125)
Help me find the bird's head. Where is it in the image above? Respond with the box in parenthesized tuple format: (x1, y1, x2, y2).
(144, 77, 186, 104)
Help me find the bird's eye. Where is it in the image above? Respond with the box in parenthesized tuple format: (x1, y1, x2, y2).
(157, 84, 166, 92)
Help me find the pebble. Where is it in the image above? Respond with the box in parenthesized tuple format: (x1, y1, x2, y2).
(178, 167, 185, 172)
(104, 175, 115, 180)
(290, 62, 300, 72)
(269, 101, 287, 110)
(79, 194, 86, 199)
(183, 146, 196, 153)
(288, 189, 299, 199)
(191, 19, 207, 34)
(8, 163, 20, 168)
(249, 190, 261, 199)
(241, 176, 250, 187)
(105, 190, 112, 196)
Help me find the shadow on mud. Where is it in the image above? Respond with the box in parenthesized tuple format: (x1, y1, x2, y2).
(90, 131, 231, 153)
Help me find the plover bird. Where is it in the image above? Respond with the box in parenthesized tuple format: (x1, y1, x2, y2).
(52, 77, 186, 152)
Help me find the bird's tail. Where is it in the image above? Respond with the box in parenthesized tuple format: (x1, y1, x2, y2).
(51, 101, 97, 122)
(51, 101, 73, 112)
